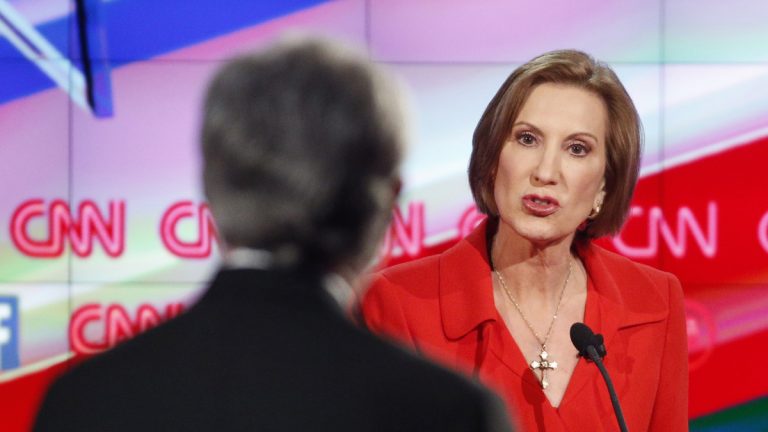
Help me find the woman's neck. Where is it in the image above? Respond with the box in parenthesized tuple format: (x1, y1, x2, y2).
(490, 222, 576, 303)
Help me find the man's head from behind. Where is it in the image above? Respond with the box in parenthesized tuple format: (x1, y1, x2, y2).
(202, 36, 404, 274)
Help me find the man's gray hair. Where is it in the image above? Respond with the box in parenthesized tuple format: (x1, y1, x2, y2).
(201, 36, 404, 271)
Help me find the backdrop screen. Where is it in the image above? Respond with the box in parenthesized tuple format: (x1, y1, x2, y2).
(0, 1, 767, 430)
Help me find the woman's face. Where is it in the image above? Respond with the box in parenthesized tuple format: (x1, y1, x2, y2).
(493, 83, 607, 246)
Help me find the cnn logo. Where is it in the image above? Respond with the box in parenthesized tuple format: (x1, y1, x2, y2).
(10, 199, 125, 258)
(160, 201, 218, 258)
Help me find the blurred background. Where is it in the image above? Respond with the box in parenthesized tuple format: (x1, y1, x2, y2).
(0, 0, 766, 430)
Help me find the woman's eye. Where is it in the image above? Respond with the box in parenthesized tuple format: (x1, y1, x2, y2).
(569, 143, 589, 156)
(517, 132, 536, 146)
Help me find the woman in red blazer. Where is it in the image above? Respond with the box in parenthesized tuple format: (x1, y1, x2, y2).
(363, 50, 688, 431)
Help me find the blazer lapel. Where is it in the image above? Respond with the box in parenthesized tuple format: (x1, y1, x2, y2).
(561, 243, 668, 409)
(437, 221, 535, 383)
(438, 220, 498, 341)
(580, 243, 669, 344)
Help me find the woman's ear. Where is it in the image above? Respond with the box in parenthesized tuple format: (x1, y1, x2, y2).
(588, 179, 606, 220)
(594, 178, 606, 209)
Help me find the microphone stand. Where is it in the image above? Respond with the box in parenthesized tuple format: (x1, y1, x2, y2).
(586, 345, 629, 432)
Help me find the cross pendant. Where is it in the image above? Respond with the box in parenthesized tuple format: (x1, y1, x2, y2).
(530, 350, 558, 389)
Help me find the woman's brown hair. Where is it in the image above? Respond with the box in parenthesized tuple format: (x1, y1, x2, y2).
(468, 49, 642, 239)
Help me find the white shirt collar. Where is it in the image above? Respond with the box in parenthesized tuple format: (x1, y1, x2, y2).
(222, 247, 358, 312)
(222, 248, 275, 270)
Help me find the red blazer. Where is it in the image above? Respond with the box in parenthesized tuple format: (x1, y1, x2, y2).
(363, 221, 688, 431)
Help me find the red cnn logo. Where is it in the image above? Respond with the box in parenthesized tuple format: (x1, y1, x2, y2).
(69, 303, 185, 355)
(10, 199, 125, 258)
(160, 201, 218, 258)
(381, 202, 425, 258)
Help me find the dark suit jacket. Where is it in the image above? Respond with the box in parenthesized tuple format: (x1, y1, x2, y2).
(34, 268, 513, 431)
(363, 220, 688, 431)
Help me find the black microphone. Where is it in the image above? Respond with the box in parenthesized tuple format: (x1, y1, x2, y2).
(570, 323, 628, 432)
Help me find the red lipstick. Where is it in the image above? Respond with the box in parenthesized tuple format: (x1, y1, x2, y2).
(522, 194, 559, 216)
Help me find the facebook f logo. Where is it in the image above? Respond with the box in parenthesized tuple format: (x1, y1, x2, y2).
(0, 296, 20, 371)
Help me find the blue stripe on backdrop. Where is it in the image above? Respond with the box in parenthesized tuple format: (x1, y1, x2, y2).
(0, 0, 329, 105)
(0, 19, 70, 103)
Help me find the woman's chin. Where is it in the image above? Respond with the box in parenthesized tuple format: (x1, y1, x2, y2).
(511, 221, 574, 247)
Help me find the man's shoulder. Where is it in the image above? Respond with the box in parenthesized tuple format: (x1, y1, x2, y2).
(33, 312, 197, 431)
(349, 329, 512, 430)
(50, 309, 192, 390)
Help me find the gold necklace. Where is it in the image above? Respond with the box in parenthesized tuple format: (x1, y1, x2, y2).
(494, 260, 572, 390)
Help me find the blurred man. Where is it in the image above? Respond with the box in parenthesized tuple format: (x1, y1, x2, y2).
(34, 37, 512, 431)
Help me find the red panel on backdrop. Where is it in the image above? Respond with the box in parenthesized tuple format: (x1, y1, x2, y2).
(0, 360, 70, 431)
(688, 328, 768, 417)
(600, 136, 768, 286)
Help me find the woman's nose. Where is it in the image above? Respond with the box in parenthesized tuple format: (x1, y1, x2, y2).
(532, 145, 559, 185)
